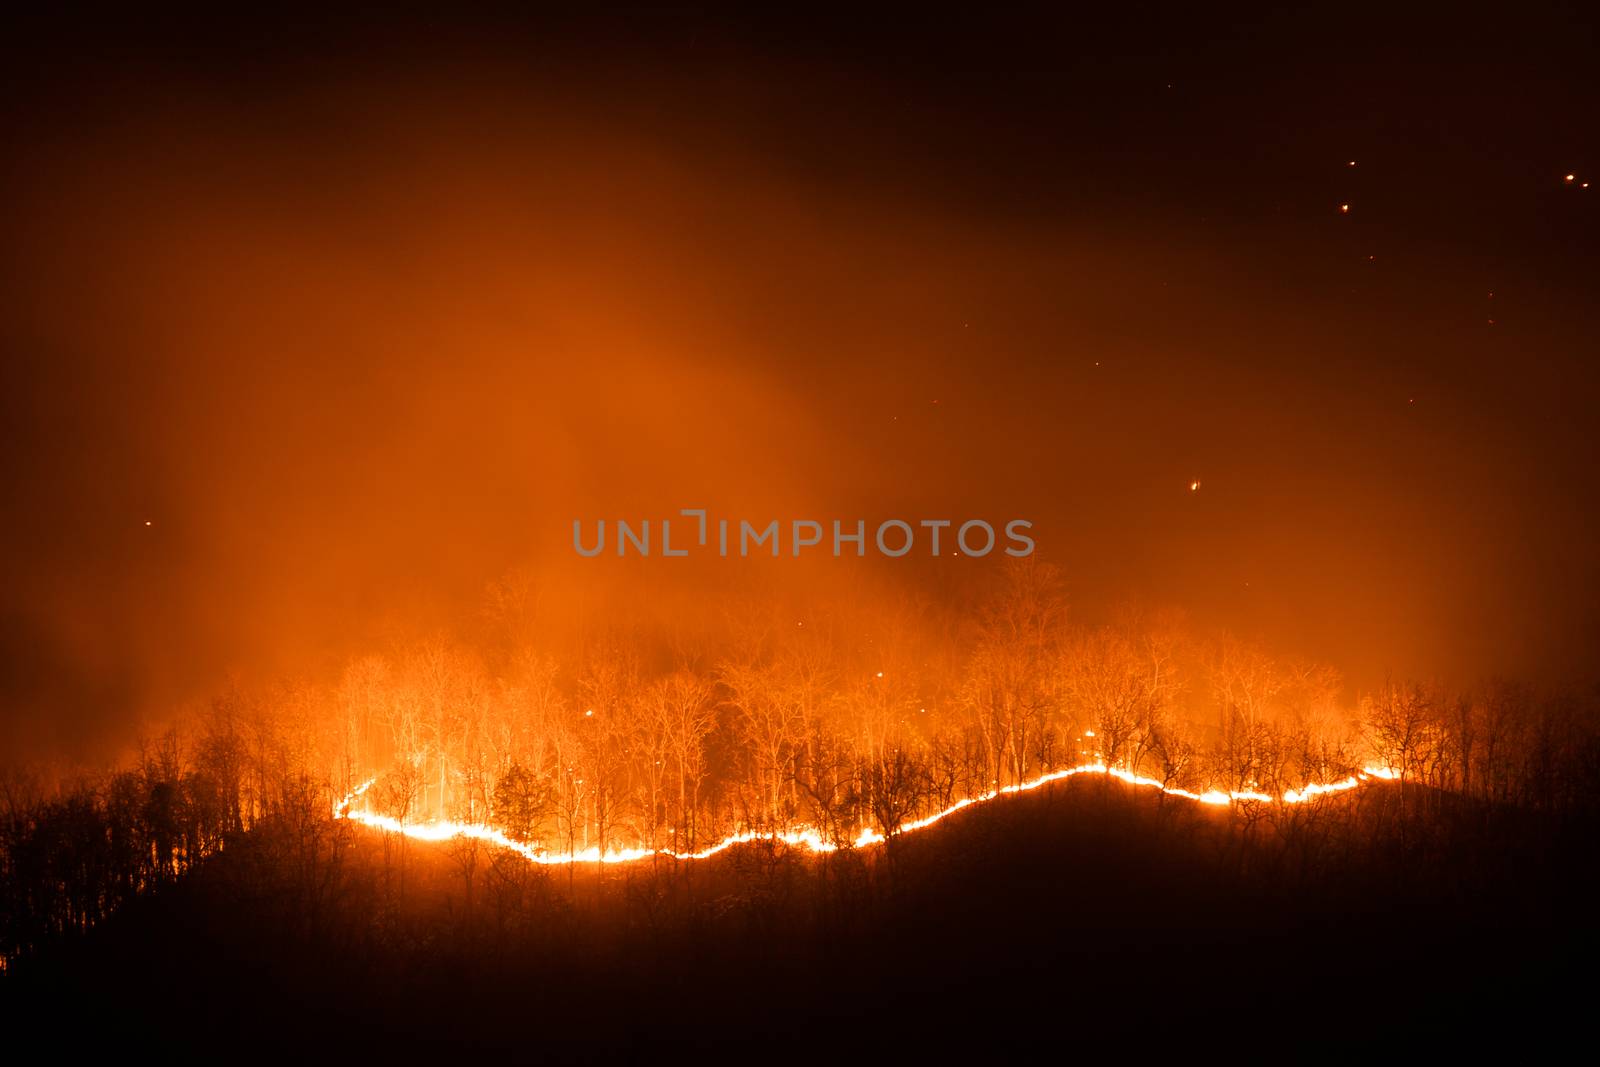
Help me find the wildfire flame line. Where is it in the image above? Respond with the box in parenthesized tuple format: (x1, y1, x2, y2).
(333, 763, 1400, 866)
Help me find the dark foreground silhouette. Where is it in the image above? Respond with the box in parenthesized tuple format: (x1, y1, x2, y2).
(5, 776, 1594, 1059)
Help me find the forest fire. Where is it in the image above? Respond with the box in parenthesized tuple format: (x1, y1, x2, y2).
(333, 761, 1401, 865)
(2, 7, 1597, 1059)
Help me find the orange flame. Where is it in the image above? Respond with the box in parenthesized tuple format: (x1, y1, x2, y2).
(334, 762, 1400, 866)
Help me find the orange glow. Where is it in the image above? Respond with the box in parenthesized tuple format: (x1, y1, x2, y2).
(334, 762, 1398, 866)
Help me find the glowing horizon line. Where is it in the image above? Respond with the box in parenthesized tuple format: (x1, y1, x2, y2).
(333, 762, 1400, 867)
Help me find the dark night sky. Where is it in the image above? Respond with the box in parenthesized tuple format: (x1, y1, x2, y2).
(2, 5, 1598, 759)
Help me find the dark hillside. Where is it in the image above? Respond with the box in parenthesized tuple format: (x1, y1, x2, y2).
(6, 776, 1593, 1058)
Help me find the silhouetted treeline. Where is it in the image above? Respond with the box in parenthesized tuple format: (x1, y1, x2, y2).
(4, 561, 1599, 971)
(5, 771, 1596, 1057)
(0, 708, 348, 970)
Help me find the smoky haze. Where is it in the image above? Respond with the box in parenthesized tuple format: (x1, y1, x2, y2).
(2, 10, 1597, 762)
